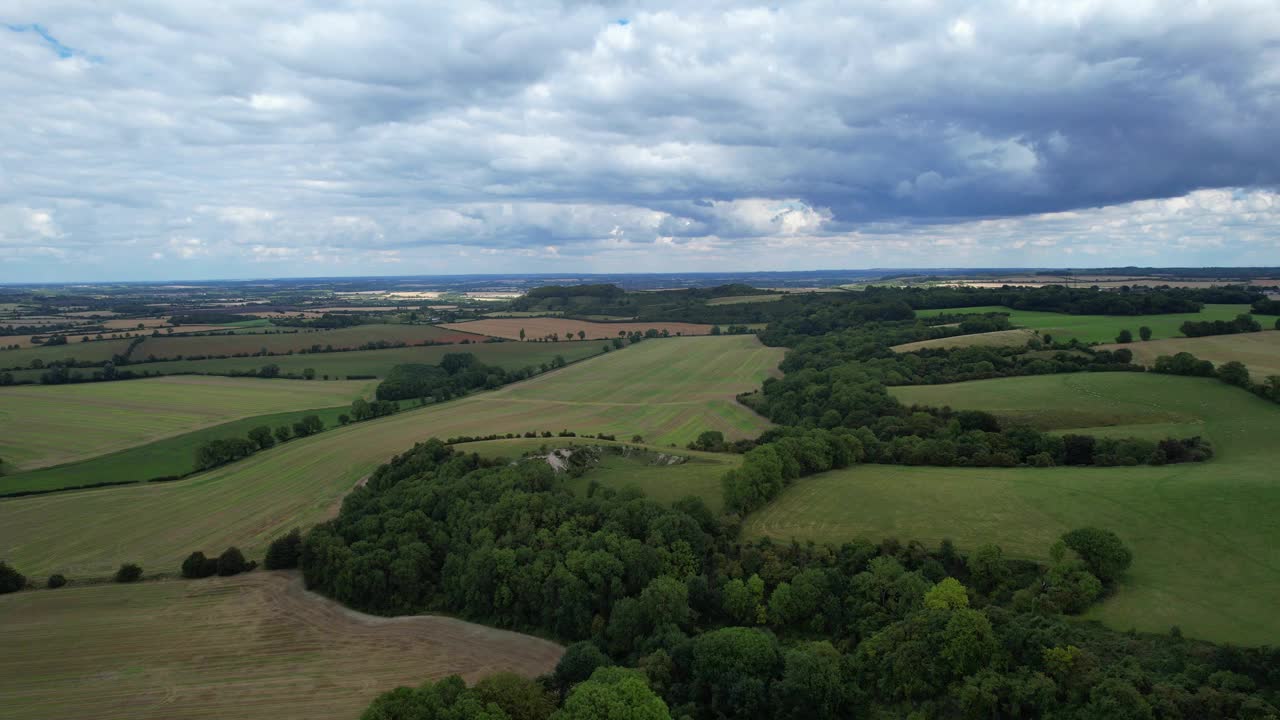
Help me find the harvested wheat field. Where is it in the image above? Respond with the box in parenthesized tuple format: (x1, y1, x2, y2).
(0, 572, 562, 720)
(440, 317, 714, 340)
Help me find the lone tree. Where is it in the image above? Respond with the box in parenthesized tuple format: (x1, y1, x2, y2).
(1139, 326, 1152, 341)
(1115, 329, 1133, 343)
(114, 563, 143, 583)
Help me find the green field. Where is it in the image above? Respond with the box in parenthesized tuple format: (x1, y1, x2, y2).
(462, 437, 740, 513)
(134, 324, 485, 360)
(1, 405, 357, 496)
(0, 572, 562, 720)
(2, 340, 607, 384)
(706, 294, 784, 305)
(920, 303, 1272, 344)
(1099, 329, 1280, 379)
(0, 376, 371, 472)
(0, 335, 781, 580)
(744, 372, 1280, 645)
(892, 328, 1037, 352)
(0, 338, 136, 371)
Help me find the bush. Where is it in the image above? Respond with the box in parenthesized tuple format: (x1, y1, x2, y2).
(0, 560, 26, 594)
(47, 573, 67, 589)
(115, 563, 143, 583)
(264, 528, 302, 570)
(216, 547, 250, 576)
(1061, 527, 1132, 584)
(181, 551, 218, 579)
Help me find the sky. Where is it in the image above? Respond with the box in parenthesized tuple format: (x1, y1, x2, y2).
(2, 1, 1278, 282)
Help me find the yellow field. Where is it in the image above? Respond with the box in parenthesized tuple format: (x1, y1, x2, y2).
(0, 572, 562, 720)
(1099, 329, 1280, 378)
(0, 376, 371, 471)
(440, 317, 714, 340)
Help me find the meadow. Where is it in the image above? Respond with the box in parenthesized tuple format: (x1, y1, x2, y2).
(1099, 329, 1280, 379)
(0, 376, 371, 472)
(0, 335, 782, 579)
(135, 324, 485, 360)
(461, 436, 741, 513)
(705, 294, 784, 305)
(891, 328, 1037, 352)
(0, 572, 562, 720)
(743, 372, 1280, 645)
(439, 317, 714, 340)
(918, 303, 1271, 343)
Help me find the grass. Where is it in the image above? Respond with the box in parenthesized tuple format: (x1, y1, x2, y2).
(706, 294, 784, 305)
(0, 338, 136, 371)
(743, 372, 1280, 645)
(918, 304, 1272, 344)
(3, 341, 608, 384)
(0, 405, 354, 496)
(0, 572, 561, 720)
(892, 328, 1037, 352)
(0, 335, 782, 580)
(136, 324, 485, 360)
(461, 437, 740, 513)
(439, 318, 715, 341)
(1099, 330, 1280, 379)
(0, 376, 371, 472)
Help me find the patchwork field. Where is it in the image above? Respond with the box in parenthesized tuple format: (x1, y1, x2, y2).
(0, 572, 562, 720)
(0, 376, 371, 472)
(440, 318, 714, 340)
(744, 372, 1280, 645)
(0, 335, 782, 579)
(135, 324, 485, 360)
(919, 303, 1271, 344)
(2, 341, 607, 384)
(892, 328, 1037, 352)
(1098, 330, 1280, 379)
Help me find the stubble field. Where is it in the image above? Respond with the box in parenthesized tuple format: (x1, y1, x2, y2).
(439, 317, 715, 340)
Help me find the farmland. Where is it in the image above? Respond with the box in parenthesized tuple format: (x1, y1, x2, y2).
(439, 317, 715, 340)
(2, 340, 607, 384)
(0, 335, 782, 579)
(135, 324, 486, 360)
(0, 376, 370, 472)
(744, 372, 1280, 645)
(1099, 329, 1280, 378)
(0, 338, 136, 371)
(705, 294, 784, 305)
(919, 303, 1271, 343)
(891, 328, 1037, 352)
(0, 572, 562, 720)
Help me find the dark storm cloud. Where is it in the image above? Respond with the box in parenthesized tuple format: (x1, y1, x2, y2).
(0, 0, 1277, 279)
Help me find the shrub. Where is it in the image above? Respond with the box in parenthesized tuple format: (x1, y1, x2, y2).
(0, 560, 26, 594)
(115, 563, 143, 583)
(216, 547, 249, 576)
(264, 528, 302, 570)
(47, 574, 67, 589)
(182, 551, 218, 579)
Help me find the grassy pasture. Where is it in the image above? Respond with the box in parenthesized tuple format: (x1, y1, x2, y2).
(439, 318, 714, 340)
(0, 338, 135, 371)
(136, 324, 485, 360)
(918, 303, 1269, 344)
(461, 437, 740, 513)
(744, 373, 1280, 645)
(0, 376, 370, 472)
(0, 572, 562, 720)
(892, 328, 1037, 352)
(0, 336, 781, 579)
(1099, 330, 1280, 379)
(3, 341, 607, 384)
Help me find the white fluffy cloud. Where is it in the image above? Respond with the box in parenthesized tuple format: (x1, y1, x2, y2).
(1, 1, 1278, 280)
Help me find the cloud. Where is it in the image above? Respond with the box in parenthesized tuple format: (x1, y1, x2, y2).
(0, 0, 1277, 280)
